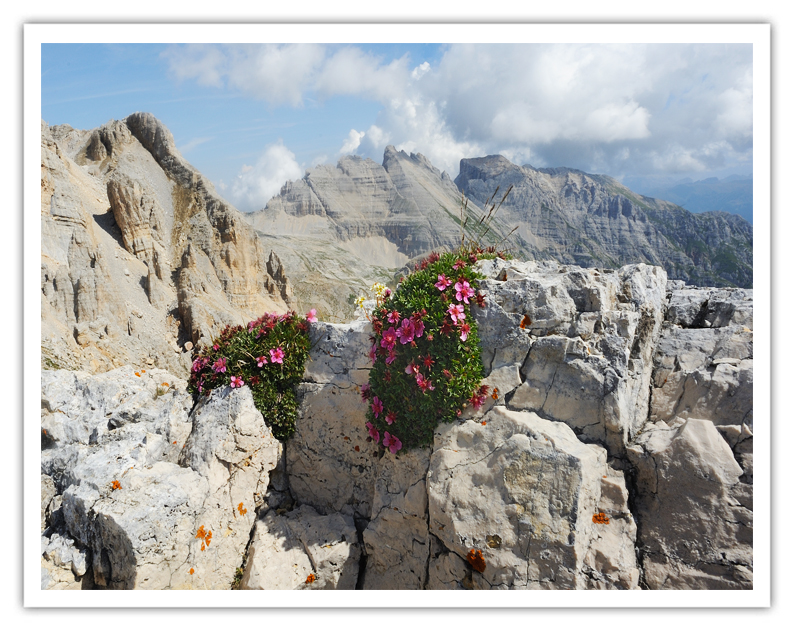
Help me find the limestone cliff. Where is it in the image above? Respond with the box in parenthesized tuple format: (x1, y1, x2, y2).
(41, 114, 293, 375)
(41, 260, 753, 591)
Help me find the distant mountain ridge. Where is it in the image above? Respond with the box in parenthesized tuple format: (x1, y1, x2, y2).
(625, 175, 753, 225)
(455, 156, 752, 288)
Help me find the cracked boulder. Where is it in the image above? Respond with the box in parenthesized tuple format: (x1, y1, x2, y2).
(239, 504, 360, 590)
(54, 382, 280, 589)
(651, 285, 753, 430)
(427, 406, 639, 589)
(287, 321, 379, 518)
(362, 448, 432, 589)
(473, 259, 667, 455)
(627, 417, 753, 589)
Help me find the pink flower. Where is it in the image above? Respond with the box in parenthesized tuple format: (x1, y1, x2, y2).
(366, 421, 380, 444)
(269, 347, 285, 364)
(371, 396, 383, 418)
(369, 344, 378, 362)
(230, 375, 244, 388)
(257, 355, 268, 367)
(412, 317, 425, 338)
(385, 411, 397, 425)
(416, 373, 435, 393)
(306, 308, 318, 323)
(423, 354, 434, 368)
(385, 349, 397, 364)
(453, 260, 466, 270)
(459, 322, 471, 342)
(213, 344, 220, 351)
(455, 280, 475, 304)
(405, 362, 419, 376)
(213, 357, 227, 373)
(435, 274, 453, 291)
(397, 318, 416, 344)
(387, 310, 401, 324)
(383, 432, 403, 454)
(381, 327, 398, 350)
(360, 383, 371, 401)
(448, 303, 465, 324)
(469, 393, 485, 410)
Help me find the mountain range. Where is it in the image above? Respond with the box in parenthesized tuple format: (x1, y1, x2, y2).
(40, 113, 753, 375)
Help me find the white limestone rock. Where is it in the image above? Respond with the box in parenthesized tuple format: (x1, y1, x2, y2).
(474, 260, 666, 456)
(626, 418, 753, 589)
(362, 448, 432, 590)
(427, 406, 638, 589)
(239, 504, 360, 590)
(287, 321, 379, 518)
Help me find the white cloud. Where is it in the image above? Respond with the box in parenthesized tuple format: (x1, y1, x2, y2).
(228, 141, 304, 212)
(340, 129, 365, 154)
(164, 43, 754, 179)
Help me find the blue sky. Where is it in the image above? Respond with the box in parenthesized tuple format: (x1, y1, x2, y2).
(41, 42, 754, 212)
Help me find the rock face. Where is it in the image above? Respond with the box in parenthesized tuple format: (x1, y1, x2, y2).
(41, 114, 292, 375)
(455, 157, 753, 289)
(42, 259, 753, 590)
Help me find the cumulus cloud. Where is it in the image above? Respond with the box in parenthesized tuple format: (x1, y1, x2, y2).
(228, 141, 303, 212)
(340, 129, 365, 154)
(164, 42, 753, 180)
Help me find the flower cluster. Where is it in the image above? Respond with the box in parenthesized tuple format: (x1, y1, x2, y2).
(355, 282, 393, 320)
(362, 248, 503, 451)
(187, 310, 314, 441)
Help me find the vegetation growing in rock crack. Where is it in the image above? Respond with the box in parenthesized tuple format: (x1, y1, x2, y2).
(187, 309, 317, 441)
(360, 246, 510, 451)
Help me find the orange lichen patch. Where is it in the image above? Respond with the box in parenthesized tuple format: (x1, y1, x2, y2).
(238, 502, 247, 517)
(189, 568, 194, 575)
(354, 445, 360, 452)
(467, 549, 486, 573)
(519, 315, 532, 329)
(481, 421, 487, 426)
(141, 370, 146, 373)
(196, 525, 213, 549)
(592, 512, 610, 524)
(492, 388, 499, 400)
(111, 480, 122, 491)
(343, 436, 350, 441)
(305, 573, 316, 584)
(42, 429, 47, 435)
(134, 372, 141, 377)
(161, 382, 169, 387)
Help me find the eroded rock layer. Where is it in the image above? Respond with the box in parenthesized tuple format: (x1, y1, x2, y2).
(41, 259, 753, 590)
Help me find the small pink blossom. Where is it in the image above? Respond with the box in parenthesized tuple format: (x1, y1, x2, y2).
(371, 396, 384, 418)
(387, 310, 401, 324)
(257, 355, 268, 367)
(416, 373, 435, 393)
(269, 347, 285, 364)
(435, 274, 453, 291)
(383, 432, 403, 454)
(459, 322, 471, 342)
(453, 260, 466, 270)
(306, 308, 318, 323)
(213, 344, 220, 351)
(405, 362, 420, 375)
(455, 280, 475, 304)
(381, 327, 398, 350)
(213, 357, 227, 373)
(448, 303, 466, 324)
(397, 319, 416, 344)
(230, 375, 244, 388)
(412, 317, 425, 338)
(360, 383, 371, 402)
(366, 421, 380, 444)
(385, 411, 397, 425)
(369, 344, 378, 362)
(385, 348, 398, 364)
